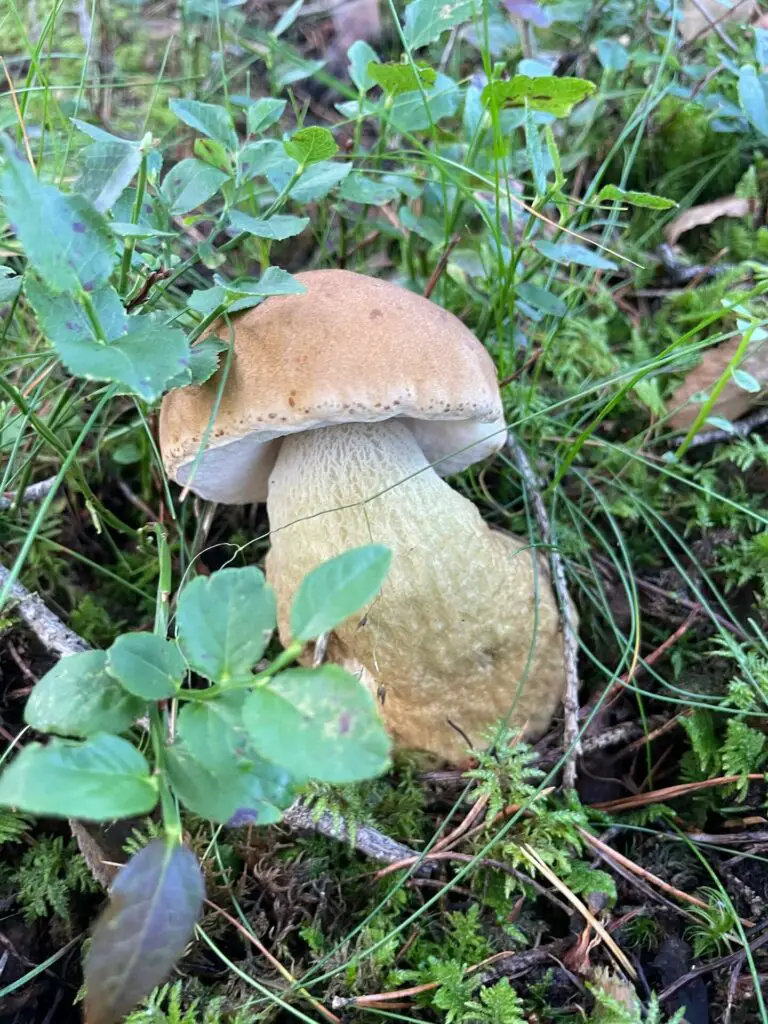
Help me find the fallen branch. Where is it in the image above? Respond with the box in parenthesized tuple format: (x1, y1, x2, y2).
(670, 405, 768, 450)
(0, 476, 60, 512)
(0, 562, 425, 875)
(505, 435, 581, 788)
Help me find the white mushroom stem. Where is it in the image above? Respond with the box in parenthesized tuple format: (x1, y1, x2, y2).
(265, 420, 568, 764)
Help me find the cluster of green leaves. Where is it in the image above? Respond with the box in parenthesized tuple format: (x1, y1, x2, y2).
(0, 543, 392, 1022)
(14, 834, 100, 924)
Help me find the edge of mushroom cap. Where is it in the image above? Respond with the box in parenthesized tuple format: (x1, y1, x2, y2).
(159, 269, 506, 499)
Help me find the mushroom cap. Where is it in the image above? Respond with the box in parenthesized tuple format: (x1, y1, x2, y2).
(159, 268, 506, 503)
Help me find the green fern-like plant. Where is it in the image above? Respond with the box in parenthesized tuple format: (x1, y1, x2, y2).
(0, 809, 30, 845)
(463, 978, 526, 1024)
(684, 887, 741, 959)
(463, 727, 544, 824)
(16, 834, 99, 922)
(721, 718, 766, 797)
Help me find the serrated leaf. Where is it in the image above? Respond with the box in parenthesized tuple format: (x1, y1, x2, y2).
(107, 633, 186, 700)
(482, 75, 595, 117)
(533, 238, 618, 271)
(596, 185, 676, 210)
(283, 126, 338, 166)
(738, 65, 768, 137)
(403, 0, 476, 50)
(25, 650, 145, 737)
(160, 158, 229, 215)
(517, 282, 566, 317)
(246, 97, 287, 134)
(176, 567, 276, 684)
(243, 666, 391, 783)
(229, 210, 309, 240)
(76, 140, 142, 213)
(0, 734, 157, 820)
(164, 334, 227, 389)
(169, 98, 238, 151)
(25, 278, 192, 400)
(339, 173, 399, 205)
(368, 61, 437, 96)
(291, 545, 392, 643)
(165, 741, 295, 824)
(348, 40, 379, 92)
(84, 839, 204, 1024)
(0, 137, 117, 294)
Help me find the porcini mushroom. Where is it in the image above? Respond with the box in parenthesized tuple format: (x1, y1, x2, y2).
(160, 269, 569, 763)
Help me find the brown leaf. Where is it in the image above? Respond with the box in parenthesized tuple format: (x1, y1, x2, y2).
(664, 195, 752, 246)
(680, 0, 757, 43)
(668, 335, 768, 429)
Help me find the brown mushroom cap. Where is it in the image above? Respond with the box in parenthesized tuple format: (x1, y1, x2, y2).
(159, 269, 505, 503)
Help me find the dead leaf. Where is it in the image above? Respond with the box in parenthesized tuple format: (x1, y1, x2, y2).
(664, 195, 753, 246)
(680, 0, 757, 43)
(589, 967, 642, 1015)
(668, 334, 768, 429)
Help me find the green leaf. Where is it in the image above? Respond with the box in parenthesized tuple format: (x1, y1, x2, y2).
(368, 61, 437, 96)
(194, 137, 232, 174)
(524, 103, 548, 196)
(283, 126, 338, 166)
(288, 161, 351, 202)
(165, 335, 227, 389)
(595, 38, 629, 72)
(516, 282, 566, 317)
(76, 140, 142, 213)
(291, 545, 392, 643)
(228, 210, 310, 240)
(243, 666, 391, 783)
(165, 741, 295, 824)
(595, 184, 676, 210)
(0, 734, 157, 820)
(160, 158, 229, 215)
(403, 0, 476, 50)
(176, 567, 276, 684)
(482, 75, 595, 117)
(84, 839, 204, 1024)
(169, 98, 238, 150)
(26, 278, 192, 401)
(272, 0, 304, 37)
(339, 173, 399, 205)
(176, 694, 253, 771)
(738, 65, 768, 137)
(107, 633, 186, 700)
(348, 40, 379, 93)
(0, 268, 21, 302)
(25, 650, 145, 737)
(246, 97, 287, 135)
(0, 137, 117, 295)
(236, 140, 286, 185)
(733, 369, 761, 393)
(533, 239, 618, 271)
(109, 223, 174, 239)
(226, 266, 307, 311)
(383, 72, 461, 131)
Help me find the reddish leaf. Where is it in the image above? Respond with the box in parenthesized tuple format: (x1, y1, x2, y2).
(84, 839, 204, 1024)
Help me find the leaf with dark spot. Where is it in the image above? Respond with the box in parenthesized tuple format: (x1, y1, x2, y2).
(84, 839, 204, 1024)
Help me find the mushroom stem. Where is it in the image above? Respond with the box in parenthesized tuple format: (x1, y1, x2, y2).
(265, 420, 567, 763)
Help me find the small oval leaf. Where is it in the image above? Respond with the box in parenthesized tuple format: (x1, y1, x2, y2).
(84, 839, 204, 1024)
(25, 650, 145, 737)
(242, 665, 391, 783)
(290, 545, 392, 643)
(107, 633, 186, 700)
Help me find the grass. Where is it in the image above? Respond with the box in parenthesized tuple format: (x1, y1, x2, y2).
(1, 0, 768, 1021)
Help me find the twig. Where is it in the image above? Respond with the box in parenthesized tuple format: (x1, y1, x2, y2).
(204, 898, 340, 1024)
(0, 476, 60, 512)
(670, 405, 768, 450)
(592, 774, 767, 813)
(0, 563, 425, 873)
(681, 0, 752, 52)
(506, 434, 580, 788)
(423, 233, 461, 299)
(125, 268, 170, 312)
(580, 829, 755, 927)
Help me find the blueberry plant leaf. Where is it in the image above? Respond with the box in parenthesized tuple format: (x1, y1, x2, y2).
(0, 135, 117, 294)
(243, 665, 392, 783)
(283, 126, 338, 166)
(482, 75, 595, 117)
(160, 158, 229, 215)
(533, 239, 618, 271)
(291, 544, 391, 642)
(24, 650, 145, 737)
(229, 210, 310, 240)
(246, 97, 287, 134)
(0, 734, 157, 820)
(84, 839, 204, 1024)
(175, 567, 276, 684)
(75, 139, 143, 213)
(367, 61, 437, 95)
(403, 0, 477, 51)
(107, 634, 186, 700)
(169, 98, 238, 150)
